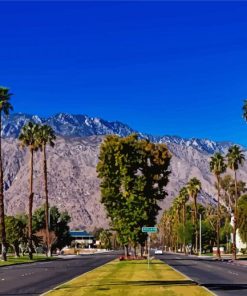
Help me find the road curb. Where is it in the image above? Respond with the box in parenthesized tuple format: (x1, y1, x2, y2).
(40, 258, 116, 296)
(0, 257, 59, 269)
(162, 260, 217, 296)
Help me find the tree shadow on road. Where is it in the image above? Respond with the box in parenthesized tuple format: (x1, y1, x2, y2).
(204, 283, 247, 291)
(55, 279, 198, 290)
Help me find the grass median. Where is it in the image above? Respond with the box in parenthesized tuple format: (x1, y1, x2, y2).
(46, 259, 212, 296)
(0, 254, 57, 266)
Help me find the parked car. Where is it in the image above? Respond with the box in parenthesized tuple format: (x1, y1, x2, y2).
(154, 249, 163, 255)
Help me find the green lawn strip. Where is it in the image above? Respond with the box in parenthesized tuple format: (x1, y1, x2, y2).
(46, 259, 212, 296)
(0, 254, 57, 266)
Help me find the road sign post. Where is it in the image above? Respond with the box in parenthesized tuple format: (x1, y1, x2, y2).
(142, 226, 157, 269)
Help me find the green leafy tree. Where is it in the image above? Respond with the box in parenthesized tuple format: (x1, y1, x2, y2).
(36, 125, 56, 257)
(33, 205, 71, 251)
(177, 221, 194, 249)
(238, 194, 247, 244)
(5, 216, 26, 257)
(226, 145, 245, 259)
(0, 87, 13, 261)
(209, 152, 226, 258)
(18, 122, 41, 259)
(97, 134, 171, 256)
(186, 177, 202, 253)
(99, 229, 112, 250)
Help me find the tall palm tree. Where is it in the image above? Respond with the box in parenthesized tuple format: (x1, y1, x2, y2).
(242, 99, 247, 121)
(19, 122, 40, 260)
(179, 187, 189, 253)
(209, 153, 226, 259)
(226, 145, 245, 260)
(0, 87, 13, 261)
(186, 177, 202, 254)
(36, 125, 56, 257)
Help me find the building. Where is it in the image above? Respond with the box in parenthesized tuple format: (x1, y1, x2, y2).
(69, 230, 95, 248)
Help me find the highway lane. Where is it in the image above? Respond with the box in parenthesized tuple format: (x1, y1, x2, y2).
(0, 252, 118, 296)
(158, 253, 247, 296)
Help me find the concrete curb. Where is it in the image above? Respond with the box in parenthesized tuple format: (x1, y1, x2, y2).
(0, 257, 58, 269)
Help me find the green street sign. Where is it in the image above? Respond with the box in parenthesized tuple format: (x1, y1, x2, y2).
(142, 227, 157, 233)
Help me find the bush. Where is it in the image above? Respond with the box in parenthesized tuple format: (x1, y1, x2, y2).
(240, 248, 247, 255)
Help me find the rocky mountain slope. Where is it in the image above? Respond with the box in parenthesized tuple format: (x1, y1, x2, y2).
(2, 113, 247, 230)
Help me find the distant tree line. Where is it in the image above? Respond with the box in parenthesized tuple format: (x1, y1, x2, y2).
(3, 205, 71, 257)
(160, 147, 247, 259)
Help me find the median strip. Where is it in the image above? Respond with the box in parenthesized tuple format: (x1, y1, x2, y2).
(44, 259, 213, 296)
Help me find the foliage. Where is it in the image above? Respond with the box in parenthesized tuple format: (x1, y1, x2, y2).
(33, 205, 71, 250)
(238, 194, 247, 243)
(177, 222, 194, 245)
(99, 229, 112, 249)
(5, 216, 26, 256)
(0, 86, 13, 261)
(97, 134, 171, 249)
(226, 145, 245, 172)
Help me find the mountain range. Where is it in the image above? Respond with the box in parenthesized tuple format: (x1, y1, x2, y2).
(2, 113, 247, 230)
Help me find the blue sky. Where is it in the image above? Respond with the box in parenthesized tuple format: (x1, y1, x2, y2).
(1, 2, 247, 145)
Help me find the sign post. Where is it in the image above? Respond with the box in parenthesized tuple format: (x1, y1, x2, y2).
(142, 227, 157, 269)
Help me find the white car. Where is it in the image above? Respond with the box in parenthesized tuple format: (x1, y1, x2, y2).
(154, 249, 163, 255)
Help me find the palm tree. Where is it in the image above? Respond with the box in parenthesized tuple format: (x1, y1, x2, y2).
(179, 187, 189, 253)
(242, 99, 247, 121)
(226, 145, 245, 260)
(209, 153, 226, 259)
(0, 87, 13, 261)
(186, 177, 202, 254)
(36, 125, 56, 257)
(172, 196, 182, 252)
(19, 122, 40, 260)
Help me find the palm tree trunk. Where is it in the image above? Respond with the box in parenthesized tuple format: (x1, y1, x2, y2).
(43, 144, 51, 257)
(28, 148, 34, 260)
(216, 175, 221, 259)
(194, 197, 198, 254)
(13, 243, 20, 258)
(0, 112, 7, 261)
(183, 204, 186, 254)
(232, 170, 238, 260)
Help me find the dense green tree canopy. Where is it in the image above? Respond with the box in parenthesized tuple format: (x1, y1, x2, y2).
(238, 195, 247, 243)
(97, 134, 171, 249)
(33, 205, 71, 250)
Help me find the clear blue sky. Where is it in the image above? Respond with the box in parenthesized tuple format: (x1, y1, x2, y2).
(1, 1, 247, 145)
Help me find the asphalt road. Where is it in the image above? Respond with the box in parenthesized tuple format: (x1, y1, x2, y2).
(158, 252, 247, 296)
(0, 252, 118, 296)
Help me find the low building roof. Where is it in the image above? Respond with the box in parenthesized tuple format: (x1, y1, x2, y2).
(69, 230, 94, 238)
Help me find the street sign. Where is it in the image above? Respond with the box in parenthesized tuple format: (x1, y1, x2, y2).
(142, 227, 157, 233)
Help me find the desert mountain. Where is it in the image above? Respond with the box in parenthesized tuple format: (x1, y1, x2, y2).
(2, 113, 247, 230)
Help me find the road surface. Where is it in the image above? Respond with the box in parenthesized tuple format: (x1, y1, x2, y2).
(0, 252, 118, 296)
(158, 252, 247, 296)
